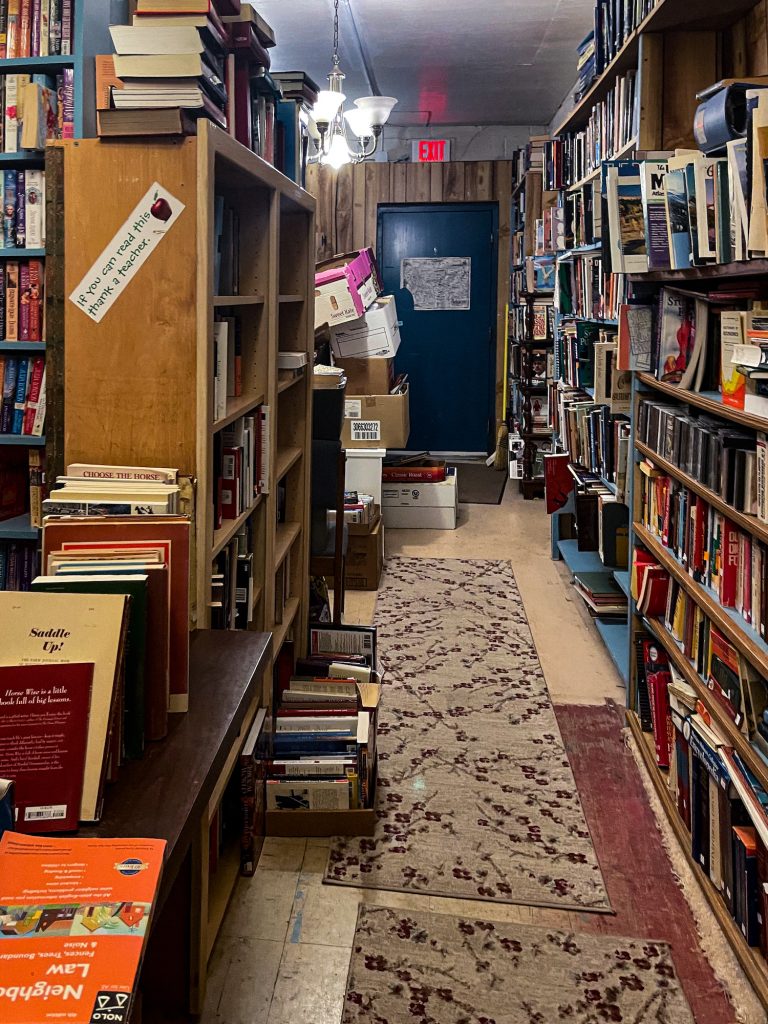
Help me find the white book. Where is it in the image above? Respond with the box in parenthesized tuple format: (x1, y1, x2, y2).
(40, 0, 50, 56)
(266, 779, 350, 811)
(275, 715, 356, 734)
(65, 463, 177, 484)
(42, 496, 173, 516)
(329, 662, 370, 683)
(109, 24, 205, 55)
(25, 170, 45, 248)
(31, 370, 46, 436)
(259, 405, 270, 494)
(213, 321, 228, 422)
(4, 75, 18, 154)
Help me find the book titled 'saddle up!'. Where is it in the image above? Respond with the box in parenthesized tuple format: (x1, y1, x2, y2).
(0, 832, 165, 1024)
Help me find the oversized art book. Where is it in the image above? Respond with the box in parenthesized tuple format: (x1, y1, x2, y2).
(0, 832, 165, 1023)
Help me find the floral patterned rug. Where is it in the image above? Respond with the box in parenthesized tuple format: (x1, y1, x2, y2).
(325, 557, 611, 910)
(343, 906, 694, 1024)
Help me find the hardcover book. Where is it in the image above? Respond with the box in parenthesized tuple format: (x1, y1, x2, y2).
(0, 662, 93, 832)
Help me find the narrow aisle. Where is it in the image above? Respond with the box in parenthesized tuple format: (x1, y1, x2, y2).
(203, 489, 759, 1024)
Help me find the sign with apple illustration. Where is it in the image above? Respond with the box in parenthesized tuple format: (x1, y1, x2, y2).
(69, 180, 185, 324)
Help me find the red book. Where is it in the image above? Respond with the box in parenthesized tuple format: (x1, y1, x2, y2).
(22, 354, 43, 434)
(0, 662, 93, 832)
(720, 518, 739, 608)
(544, 452, 573, 514)
(18, 260, 30, 341)
(643, 639, 672, 768)
(28, 258, 42, 340)
(707, 627, 743, 726)
(276, 708, 358, 717)
(18, 0, 31, 57)
(637, 566, 669, 618)
(382, 465, 446, 483)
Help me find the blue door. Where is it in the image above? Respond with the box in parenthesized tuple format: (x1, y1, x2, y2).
(377, 203, 498, 453)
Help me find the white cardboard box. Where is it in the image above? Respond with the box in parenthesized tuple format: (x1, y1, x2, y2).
(382, 468, 458, 530)
(345, 447, 386, 506)
(330, 296, 402, 360)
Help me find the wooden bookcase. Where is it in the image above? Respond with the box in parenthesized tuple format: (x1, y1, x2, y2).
(48, 121, 314, 679)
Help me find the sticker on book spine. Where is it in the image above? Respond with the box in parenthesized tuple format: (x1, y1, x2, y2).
(69, 181, 185, 324)
(350, 420, 381, 442)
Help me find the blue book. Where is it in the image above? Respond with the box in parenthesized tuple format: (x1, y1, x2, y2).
(11, 356, 28, 433)
(1, 357, 18, 433)
(14, 170, 24, 249)
(3, 171, 16, 249)
(665, 164, 693, 270)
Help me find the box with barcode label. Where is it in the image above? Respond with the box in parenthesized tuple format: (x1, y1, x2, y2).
(341, 386, 409, 450)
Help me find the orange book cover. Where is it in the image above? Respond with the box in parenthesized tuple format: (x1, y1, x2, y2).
(0, 833, 165, 1023)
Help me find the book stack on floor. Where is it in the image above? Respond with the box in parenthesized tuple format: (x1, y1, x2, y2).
(265, 626, 380, 837)
(337, 490, 383, 591)
(96, 0, 238, 137)
(382, 459, 458, 531)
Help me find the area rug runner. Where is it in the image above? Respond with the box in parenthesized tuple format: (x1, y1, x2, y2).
(342, 906, 694, 1024)
(453, 461, 507, 504)
(325, 557, 611, 911)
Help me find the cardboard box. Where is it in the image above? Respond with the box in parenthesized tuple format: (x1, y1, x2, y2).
(329, 296, 402, 360)
(342, 387, 410, 450)
(345, 516, 384, 591)
(345, 448, 385, 505)
(382, 468, 458, 530)
(335, 356, 393, 395)
(314, 248, 382, 330)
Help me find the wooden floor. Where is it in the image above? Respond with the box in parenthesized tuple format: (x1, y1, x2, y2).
(200, 488, 755, 1024)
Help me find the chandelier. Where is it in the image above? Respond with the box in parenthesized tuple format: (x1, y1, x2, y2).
(311, 0, 397, 168)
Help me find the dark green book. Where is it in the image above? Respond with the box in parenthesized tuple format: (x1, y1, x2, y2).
(31, 574, 148, 760)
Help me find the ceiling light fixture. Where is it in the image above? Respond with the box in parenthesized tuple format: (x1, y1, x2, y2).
(311, 0, 397, 167)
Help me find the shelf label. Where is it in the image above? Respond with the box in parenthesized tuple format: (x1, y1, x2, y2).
(69, 181, 185, 324)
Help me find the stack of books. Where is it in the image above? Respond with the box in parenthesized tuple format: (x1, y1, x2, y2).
(96, 2, 231, 137)
(222, 4, 278, 159)
(574, 31, 596, 102)
(273, 71, 319, 184)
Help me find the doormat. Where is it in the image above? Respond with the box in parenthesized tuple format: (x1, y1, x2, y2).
(453, 461, 507, 504)
(342, 906, 694, 1024)
(325, 557, 611, 912)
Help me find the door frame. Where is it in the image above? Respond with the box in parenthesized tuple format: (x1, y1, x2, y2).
(376, 201, 500, 453)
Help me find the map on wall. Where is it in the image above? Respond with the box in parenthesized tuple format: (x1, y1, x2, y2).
(400, 257, 471, 310)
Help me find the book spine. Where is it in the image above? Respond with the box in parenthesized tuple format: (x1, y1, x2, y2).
(48, 0, 58, 55)
(22, 353, 42, 434)
(61, 67, 73, 138)
(18, 259, 28, 339)
(759, 433, 768, 524)
(5, 260, 18, 340)
(39, 0, 47, 55)
(18, 0, 29, 56)
(11, 354, 26, 432)
(25, 170, 42, 249)
(381, 468, 446, 482)
(59, 0, 68, 54)
(0, 260, 5, 340)
(720, 519, 739, 608)
(31, 366, 44, 434)
(14, 169, 24, 248)
(0, 0, 7, 59)
(6, 0, 17, 58)
(30, 0, 38, 55)
(3, 78, 16, 154)
(27, 256, 40, 339)
(27, 446, 42, 526)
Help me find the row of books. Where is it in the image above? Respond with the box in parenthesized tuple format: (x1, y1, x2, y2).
(268, 631, 380, 813)
(545, 69, 638, 190)
(0, 354, 45, 435)
(634, 633, 768, 959)
(213, 407, 269, 529)
(592, 0, 658, 80)
(548, 460, 629, 562)
(211, 516, 255, 631)
(0, 258, 44, 341)
(638, 467, 768, 641)
(637, 399, 768, 522)
(0, 537, 36, 589)
(2, 74, 67, 152)
(213, 313, 241, 417)
(555, 319, 628, 404)
(0, 0, 75, 59)
(2, 173, 45, 250)
(552, 387, 631, 495)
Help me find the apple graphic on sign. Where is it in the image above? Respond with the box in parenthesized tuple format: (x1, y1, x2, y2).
(150, 195, 172, 222)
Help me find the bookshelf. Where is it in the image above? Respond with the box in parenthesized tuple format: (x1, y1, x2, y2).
(50, 121, 314, 683)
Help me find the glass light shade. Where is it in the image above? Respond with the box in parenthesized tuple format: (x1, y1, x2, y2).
(313, 89, 346, 124)
(324, 131, 351, 169)
(353, 95, 397, 127)
(343, 107, 374, 139)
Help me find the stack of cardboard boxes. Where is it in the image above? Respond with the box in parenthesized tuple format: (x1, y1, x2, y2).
(315, 248, 410, 589)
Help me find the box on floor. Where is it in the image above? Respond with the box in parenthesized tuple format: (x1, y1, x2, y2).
(382, 467, 458, 530)
(330, 296, 401, 360)
(342, 386, 410, 450)
(346, 448, 386, 505)
(314, 248, 382, 330)
(345, 515, 384, 591)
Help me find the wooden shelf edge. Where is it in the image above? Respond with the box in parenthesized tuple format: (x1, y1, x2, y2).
(641, 615, 768, 791)
(212, 392, 265, 433)
(275, 446, 302, 480)
(633, 522, 768, 678)
(637, 373, 768, 432)
(626, 709, 768, 1010)
(272, 596, 300, 650)
(206, 842, 241, 962)
(636, 440, 768, 547)
(274, 522, 301, 568)
(629, 258, 768, 284)
(213, 294, 265, 307)
(278, 294, 304, 303)
(211, 494, 263, 559)
(278, 371, 305, 394)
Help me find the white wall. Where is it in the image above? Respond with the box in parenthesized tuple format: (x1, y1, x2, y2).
(379, 124, 549, 163)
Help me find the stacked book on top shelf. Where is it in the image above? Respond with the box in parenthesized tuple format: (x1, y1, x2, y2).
(593, 0, 658, 78)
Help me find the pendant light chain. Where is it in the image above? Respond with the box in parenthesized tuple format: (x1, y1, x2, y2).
(333, 0, 340, 67)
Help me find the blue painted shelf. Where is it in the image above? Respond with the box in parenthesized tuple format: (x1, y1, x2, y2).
(0, 248, 45, 257)
(0, 152, 46, 164)
(0, 513, 37, 540)
(0, 434, 45, 446)
(595, 618, 630, 684)
(557, 539, 604, 574)
(614, 570, 630, 598)
(0, 54, 79, 70)
(0, 341, 45, 351)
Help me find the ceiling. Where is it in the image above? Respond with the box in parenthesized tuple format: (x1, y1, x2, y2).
(258, 0, 595, 128)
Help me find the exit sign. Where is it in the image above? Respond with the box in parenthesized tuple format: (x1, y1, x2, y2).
(412, 139, 451, 163)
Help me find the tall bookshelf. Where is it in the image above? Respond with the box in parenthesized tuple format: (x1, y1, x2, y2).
(0, 0, 117, 572)
(49, 121, 313, 687)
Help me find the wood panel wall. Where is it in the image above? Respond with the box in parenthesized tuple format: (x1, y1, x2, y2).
(725, 0, 768, 75)
(305, 160, 513, 429)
